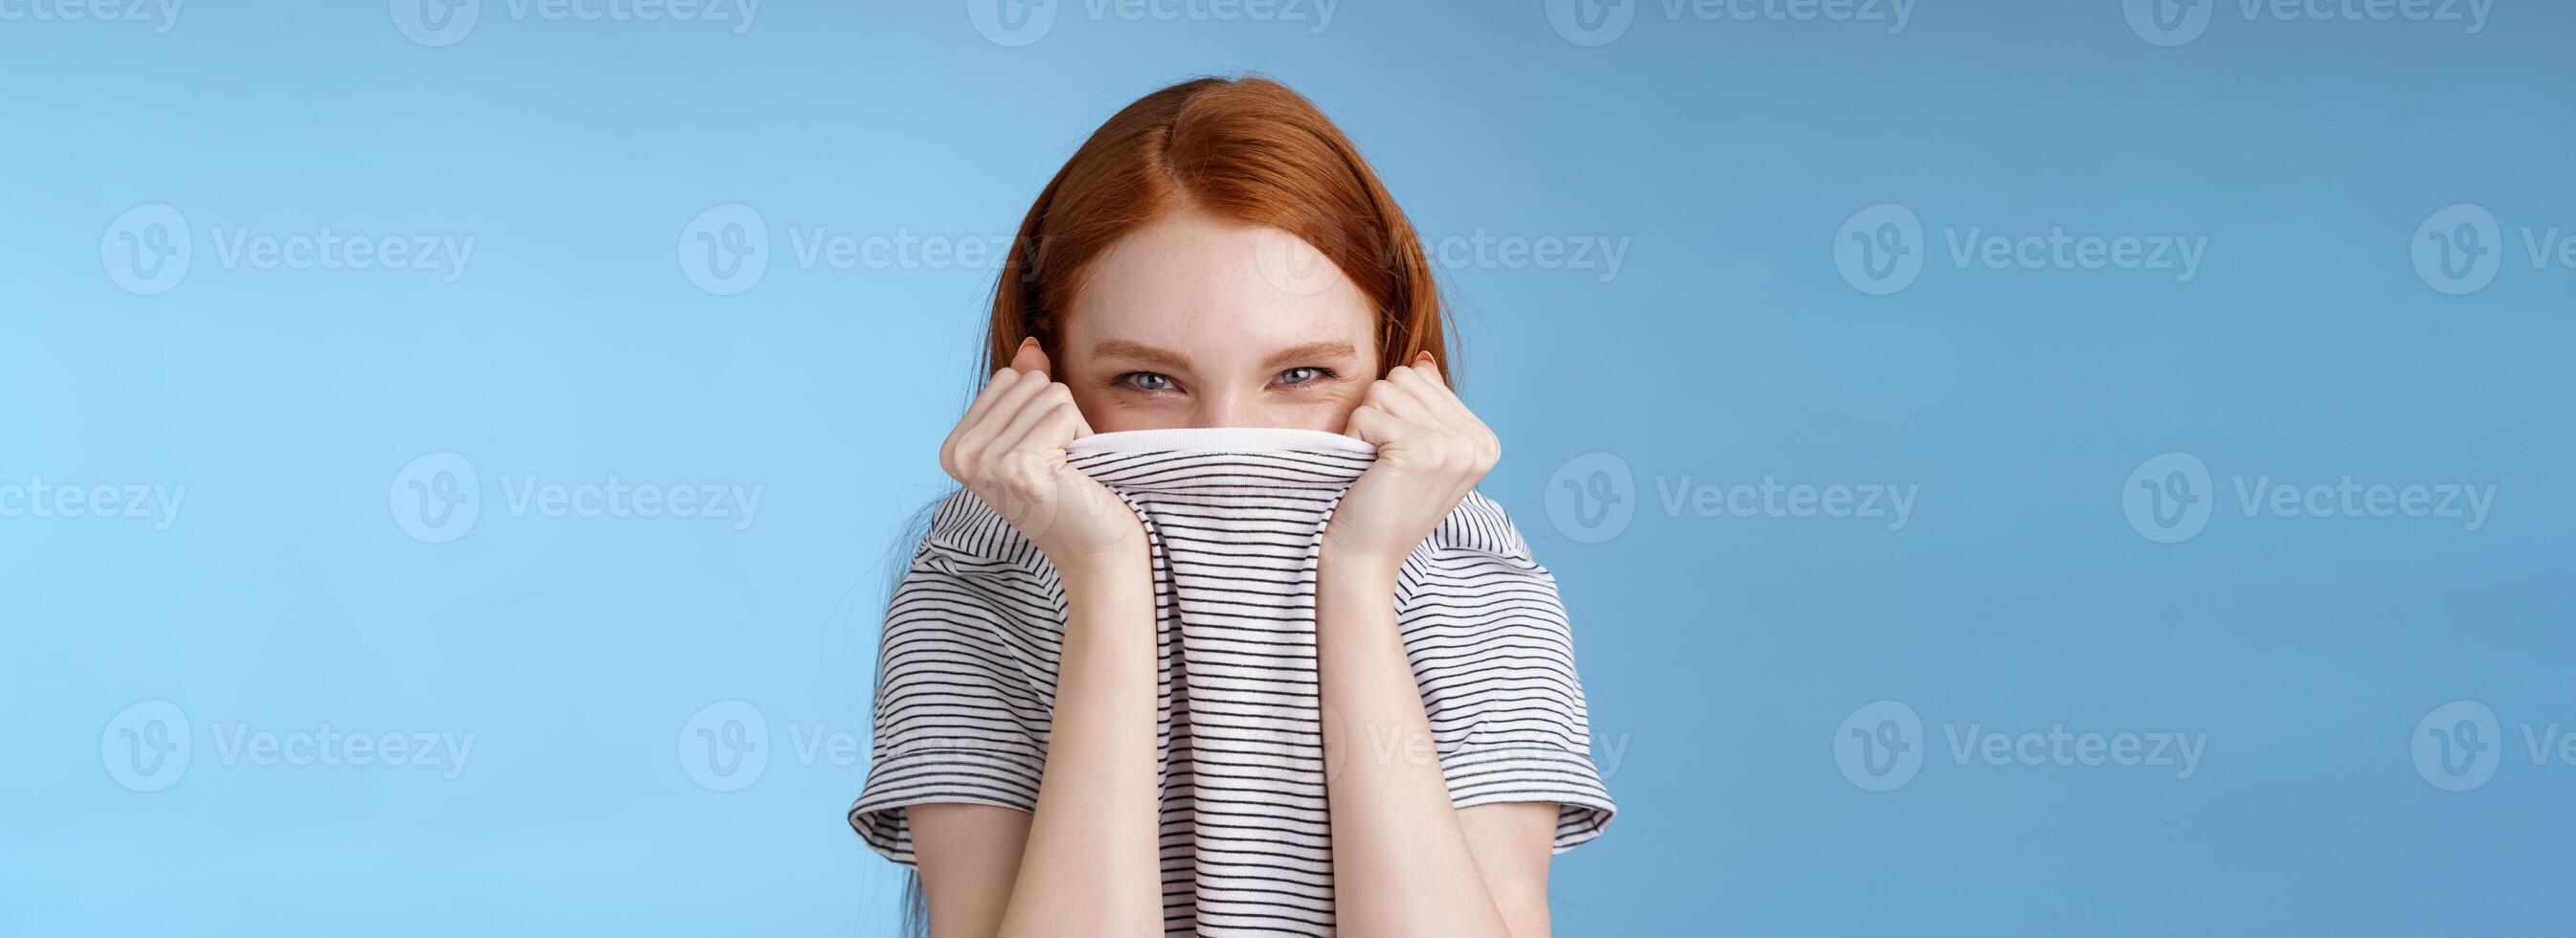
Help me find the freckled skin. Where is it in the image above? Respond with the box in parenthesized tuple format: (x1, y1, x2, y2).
(1060, 206, 1380, 434)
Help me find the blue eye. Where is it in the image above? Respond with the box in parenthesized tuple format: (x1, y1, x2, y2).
(1121, 371, 1174, 391)
(1278, 367, 1328, 386)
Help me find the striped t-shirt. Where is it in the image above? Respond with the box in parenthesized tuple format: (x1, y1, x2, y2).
(849, 427, 1615, 936)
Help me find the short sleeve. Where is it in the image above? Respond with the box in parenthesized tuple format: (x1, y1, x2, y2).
(1399, 492, 1617, 854)
(847, 493, 1062, 866)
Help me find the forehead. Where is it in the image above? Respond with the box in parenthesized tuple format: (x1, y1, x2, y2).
(1065, 208, 1375, 362)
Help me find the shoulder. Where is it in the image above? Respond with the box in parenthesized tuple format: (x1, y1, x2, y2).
(916, 489, 1047, 570)
(1417, 490, 1539, 566)
(886, 491, 1062, 633)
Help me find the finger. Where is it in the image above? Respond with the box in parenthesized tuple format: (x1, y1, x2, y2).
(988, 383, 1081, 461)
(1343, 402, 1421, 448)
(1363, 369, 1440, 424)
(951, 370, 1056, 474)
(943, 368, 1025, 476)
(957, 368, 1027, 435)
(1009, 336, 1048, 376)
(987, 398, 1098, 527)
(1385, 361, 1476, 430)
(1390, 355, 1496, 465)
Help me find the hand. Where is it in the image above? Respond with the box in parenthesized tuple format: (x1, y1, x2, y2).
(939, 338, 1146, 571)
(1322, 352, 1502, 572)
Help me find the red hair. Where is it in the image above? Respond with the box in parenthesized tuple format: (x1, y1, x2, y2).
(983, 76, 1450, 380)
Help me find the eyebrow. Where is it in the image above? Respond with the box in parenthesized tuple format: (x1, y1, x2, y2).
(1089, 340, 1193, 372)
(1088, 339, 1361, 373)
(1260, 341, 1359, 370)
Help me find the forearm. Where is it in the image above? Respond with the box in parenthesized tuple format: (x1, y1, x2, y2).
(1315, 548, 1515, 938)
(997, 555, 1162, 938)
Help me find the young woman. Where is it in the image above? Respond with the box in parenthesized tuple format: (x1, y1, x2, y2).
(850, 76, 1612, 937)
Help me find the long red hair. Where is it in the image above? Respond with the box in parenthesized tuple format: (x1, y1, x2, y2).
(983, 76, 1450, 380)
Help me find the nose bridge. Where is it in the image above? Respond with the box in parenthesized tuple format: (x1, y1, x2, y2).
(1191, 384, 1255, 429)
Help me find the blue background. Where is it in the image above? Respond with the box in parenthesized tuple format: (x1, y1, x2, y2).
(7, 1, 2572, 934)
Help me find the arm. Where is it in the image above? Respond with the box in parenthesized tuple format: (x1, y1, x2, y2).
(1319, 352, 1560, 937)
(912, 339, 1163, 937)
(991, 553, 1160, 937)
(1317, 548, 1557, 938)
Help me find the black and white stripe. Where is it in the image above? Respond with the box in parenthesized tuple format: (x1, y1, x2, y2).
(850, 428, 1615, 936)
